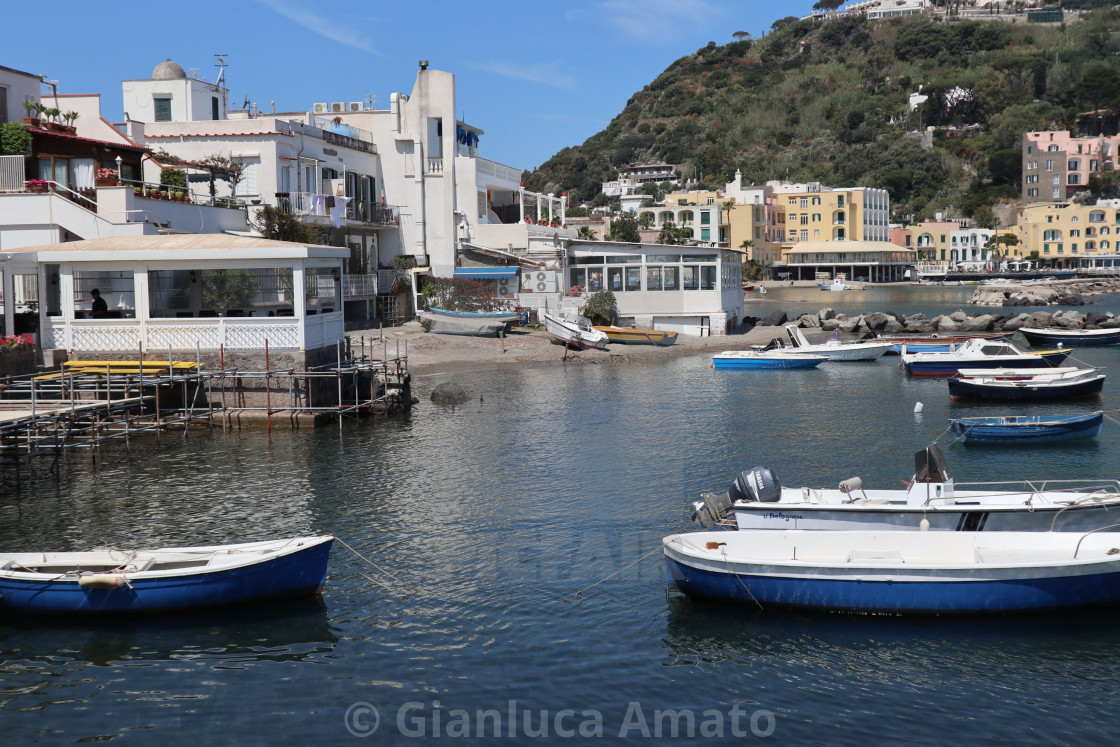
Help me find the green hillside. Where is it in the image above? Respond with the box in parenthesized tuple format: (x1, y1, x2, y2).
(523, 7, 1120, 225)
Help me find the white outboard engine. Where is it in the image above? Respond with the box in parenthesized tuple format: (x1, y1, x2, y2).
(728, 467, 782, 504)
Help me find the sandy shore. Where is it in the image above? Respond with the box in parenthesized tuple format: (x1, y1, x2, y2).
(351, 322, 786, 376)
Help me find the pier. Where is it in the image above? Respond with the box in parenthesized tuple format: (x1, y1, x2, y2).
(0, 336, 412, 476)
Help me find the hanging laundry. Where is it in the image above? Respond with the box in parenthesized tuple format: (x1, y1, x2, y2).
(330, 196, 352, 228)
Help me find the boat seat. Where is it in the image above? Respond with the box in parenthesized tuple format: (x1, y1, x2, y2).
(847, 549, 904, 563)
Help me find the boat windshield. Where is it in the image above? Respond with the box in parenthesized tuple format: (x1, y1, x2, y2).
(914, 445, 951, 483)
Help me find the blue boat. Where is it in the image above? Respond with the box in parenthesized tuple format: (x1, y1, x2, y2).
(1019, 326, 1120, 347)
(949, 413, 1103, 444)
(712, 350, 826, 370)
(0, 536, 334, 615)
(664, 529, 1120, 614)
(947, 367, 1105, 402)
(901, 338, 1068, 377)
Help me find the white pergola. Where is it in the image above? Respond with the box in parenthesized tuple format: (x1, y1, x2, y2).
(0, 235, 349, 353)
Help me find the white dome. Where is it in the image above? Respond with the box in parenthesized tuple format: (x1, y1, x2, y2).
(152, 59, 186, 80)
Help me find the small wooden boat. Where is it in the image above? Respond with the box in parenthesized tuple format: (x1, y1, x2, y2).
(690, 445, 1120, 532)
(901, 338, 1068, 376)
(0, 536, 334, 615)
(664, 529, 1120, 614)
(781, 325, 891, 361)
(542, 312, 608, 350)
(875, 332, 1010, 355)
(593, 325, 678, 346)
(948, 366, 1105, 401)
(1019, 326, 1120, 347)
(741, 283, 755, 292)
(418, 307, 520, 336)
(949, 413, 1103, 444)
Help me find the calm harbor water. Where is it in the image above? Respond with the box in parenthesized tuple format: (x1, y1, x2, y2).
(3, 286, 1120, 744)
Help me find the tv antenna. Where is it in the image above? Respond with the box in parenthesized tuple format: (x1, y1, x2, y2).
(365, 93, 378, 109)
(214, 54, 229, 86)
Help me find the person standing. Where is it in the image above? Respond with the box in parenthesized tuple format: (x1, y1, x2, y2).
(90, 288, 108, 318)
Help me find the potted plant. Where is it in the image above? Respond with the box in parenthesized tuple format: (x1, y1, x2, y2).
(25, 179, 49, 193)
(133, 186, 142, 196)
(95, 167, 119, 187)
(21, 100, 39, 127)
(43, 107, 62, 131)
(63, 111, 79, 134)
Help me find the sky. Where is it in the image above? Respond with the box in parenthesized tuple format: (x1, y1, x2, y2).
(4, 0, 820, 171)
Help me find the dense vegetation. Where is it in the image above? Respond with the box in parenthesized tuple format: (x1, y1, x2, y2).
(523, 8, 1120, 224)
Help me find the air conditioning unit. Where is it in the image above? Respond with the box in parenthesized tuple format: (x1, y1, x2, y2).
(348, 102, 363, 112)
(496, 277, 516, 298)
(331, 102, 345, 113)
(312, 103, 329, 114)
(521, 270, 558, 294)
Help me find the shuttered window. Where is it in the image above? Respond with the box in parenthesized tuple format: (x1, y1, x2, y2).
(154, 97, 171, 122)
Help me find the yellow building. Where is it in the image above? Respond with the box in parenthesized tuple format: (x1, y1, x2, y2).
(771, 184, 891, 264)
(1015, 201, 1120, 269)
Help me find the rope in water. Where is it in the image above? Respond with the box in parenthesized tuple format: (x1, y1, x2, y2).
(334, 536, 422, 594)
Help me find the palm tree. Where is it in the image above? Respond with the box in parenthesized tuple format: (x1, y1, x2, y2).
(576, 226, 597, 240)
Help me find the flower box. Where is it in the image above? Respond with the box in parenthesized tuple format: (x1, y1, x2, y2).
(95, 178, 119, 187)
(25, 180, 48, 193)
(0, 336, 36, 377)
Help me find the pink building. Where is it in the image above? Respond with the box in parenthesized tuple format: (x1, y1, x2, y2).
(1022, 131, 1120, 203)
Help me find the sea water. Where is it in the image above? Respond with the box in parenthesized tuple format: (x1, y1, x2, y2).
(2, 287, 1120, 744)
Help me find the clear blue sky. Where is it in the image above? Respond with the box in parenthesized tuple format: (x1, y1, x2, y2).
(5, 0, 819, 171)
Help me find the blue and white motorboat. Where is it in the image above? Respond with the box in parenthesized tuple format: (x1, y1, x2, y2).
(948, 367, 1105, 402)
(1019, 326, 1120, 348)
(713, 347, 826, 370)
(901, 337, 1068, 376)
(875, 332, 1010, 355)
(949, 412, 1104, 444)
(0, 536, 334, 615)
(689, 445, 1120, 532)
(663, 528, 1120, 614)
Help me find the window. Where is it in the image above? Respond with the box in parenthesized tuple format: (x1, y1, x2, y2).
(800, 214, 808, 225)
(811, 196, 820, 205)
(1070, 229, 1080, 237)
(835, 211, 846, 224)
(813, 229, 820, 238)
(800, 230, 808, 241)
(1091, 159, 1099, 171)
(700, 212, 710, 225)
(701, 228, 710, 241)
(1027, 188, 1038, 197)
(1069, 159, 1081, 171)
(211, 97, 219, 120)
(812, 213, 821, 222)
(154, 96, 172, 122)
(646, 267, 662, 291)
(838, 195, 845, 207)
(1069, 174, 1081, 185)
(233, 157, 260, 196)
(1046, 159, 1053, 171)
(788, 214, 797, 223)
(788, 197, 796, 205)
(0, 86, 6, 124)
(800, 198, 808, 208)
(1090, 211, 1105, 222)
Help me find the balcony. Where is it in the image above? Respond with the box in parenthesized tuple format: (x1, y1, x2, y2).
(344, 273, 378, 299)
(275, 192, 398, 226)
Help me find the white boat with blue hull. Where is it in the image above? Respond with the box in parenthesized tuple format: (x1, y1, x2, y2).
(663, 529, 1120, 614)
(690, 446, 1120, 533)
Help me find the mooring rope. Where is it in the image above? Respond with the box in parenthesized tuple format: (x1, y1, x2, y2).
(569, 545, 663, 600)
(334, 536, 422, 594)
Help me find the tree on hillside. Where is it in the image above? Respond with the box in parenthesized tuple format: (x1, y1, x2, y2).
(813, 0, 844, 9)
(732, 31, 751, 42)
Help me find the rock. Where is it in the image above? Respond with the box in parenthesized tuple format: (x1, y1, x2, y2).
(820, 319, 842, 331)
(933, 315, 960, 332)
(863, 312, 891, 331)
(798, 314, 820, 328)
(1057, 293, 1085, 306)
(882, 318, 905, 333)
(758, 311, 788, 327)
(964, 314, 996, 332)
(819, 308, 837, 321)
(1028, 311, 1053, 327)
(430, 382, 470, 405)
(905, 319, 934, 332)
(1085, 311, 1110, 326)
(949, 310, 969, 323)
(997, 313, 1032, 331)
(838, 318, 862, 334)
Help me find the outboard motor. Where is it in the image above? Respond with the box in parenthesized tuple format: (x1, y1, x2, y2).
(728, 467, 782, 504)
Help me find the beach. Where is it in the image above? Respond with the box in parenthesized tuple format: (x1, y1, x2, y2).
(362, 321, 784, 375)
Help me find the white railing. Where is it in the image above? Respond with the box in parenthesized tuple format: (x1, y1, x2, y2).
(344, 274, 378, 298)
(0, 155, 26, 192)
(42, 316, 343, 352)
(427, 157, 443, 174)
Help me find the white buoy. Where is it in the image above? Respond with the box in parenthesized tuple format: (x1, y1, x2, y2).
(913, 401, 924, 413)
(920, 516, 930, 531)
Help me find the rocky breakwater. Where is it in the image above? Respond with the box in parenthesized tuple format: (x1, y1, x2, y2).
(970, 277, 1120, 307)
(747, 306, 1120, 336)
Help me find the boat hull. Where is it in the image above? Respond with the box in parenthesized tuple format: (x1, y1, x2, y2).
(904, 351, 1068, 376)
(419, 309, 516, 336)
(1019, 327, 1120, 347)
(949, 413, 1102, 443)
(593, 327, 678, 346)
(664, 531, 1120, 614)
(947, 374, 1104, 401)
(542, 313, 608, 350)
(713, 354, 824, 370)
(0, 537, 333, 615)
